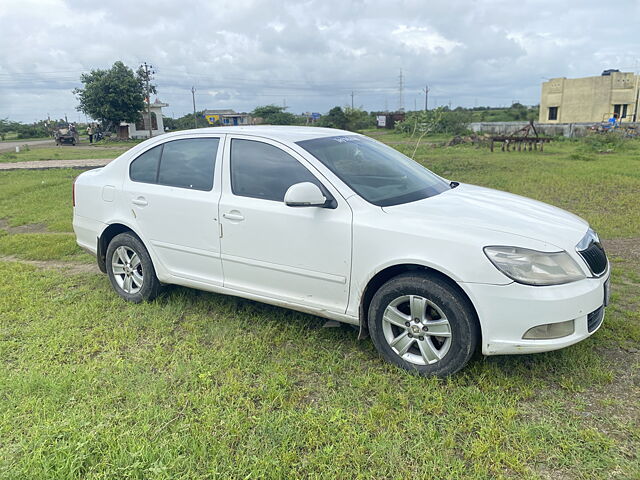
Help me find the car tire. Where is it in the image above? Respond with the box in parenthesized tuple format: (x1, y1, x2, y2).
(105, 232, 160, 303)
(368, 272, 479, 377)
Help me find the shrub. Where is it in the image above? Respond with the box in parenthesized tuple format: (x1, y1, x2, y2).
(579, 132, 628, 153)
(395, 107, 471, 136)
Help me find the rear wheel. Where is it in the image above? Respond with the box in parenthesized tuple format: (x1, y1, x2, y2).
(106, 232, 160, 303)
(368, 272, 479, 377)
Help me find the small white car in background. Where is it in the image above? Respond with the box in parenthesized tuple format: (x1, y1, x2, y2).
(73, 126, 610, 376)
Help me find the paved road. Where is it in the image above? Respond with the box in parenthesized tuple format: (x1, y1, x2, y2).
(0, 138, 55, 153)
(0, 158, 112, 171)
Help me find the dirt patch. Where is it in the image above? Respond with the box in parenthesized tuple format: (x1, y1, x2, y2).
(0, 158, 111, 170)
(0, 219, 50, 234)
(603, 238, 640, 265)
(0, 255, 100, 275)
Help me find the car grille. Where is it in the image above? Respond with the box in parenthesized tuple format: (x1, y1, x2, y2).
(587, 306, 605, 333)
(578, 242, 608, 276)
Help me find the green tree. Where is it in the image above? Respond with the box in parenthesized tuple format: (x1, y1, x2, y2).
(251, 105, 298, 125)
(74, 61, 149, 132)
(344, 107, 374, 131)
(395, 107, 470, 136)
(318, 106, 348, 130)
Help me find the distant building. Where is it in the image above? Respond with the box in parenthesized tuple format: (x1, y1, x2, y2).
(120, 99, 168, 139)
(540, 71, 640, 123)
(203, 109, 252, 126)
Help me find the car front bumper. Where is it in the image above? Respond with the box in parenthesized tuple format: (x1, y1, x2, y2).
(461, 269, 610, 356)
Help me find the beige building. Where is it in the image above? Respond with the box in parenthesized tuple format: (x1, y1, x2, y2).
(540, 71, 640, 123)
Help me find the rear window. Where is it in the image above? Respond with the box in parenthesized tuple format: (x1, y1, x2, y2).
(129, 138, 219, 191)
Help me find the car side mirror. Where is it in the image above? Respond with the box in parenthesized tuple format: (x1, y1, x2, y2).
(284, 182, 327, 207)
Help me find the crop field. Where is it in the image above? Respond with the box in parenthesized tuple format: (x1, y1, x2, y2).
(0, 132, 638, 479)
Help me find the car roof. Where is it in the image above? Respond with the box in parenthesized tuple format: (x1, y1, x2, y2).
(159, 125, 358, 143)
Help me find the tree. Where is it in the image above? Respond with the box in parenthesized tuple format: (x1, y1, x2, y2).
(251, 105, 298, 125)
(74, 61, 150, 131)
(344, 107, 374, 131)
(318, 106, 348, 130)
(395, 107, 471, 136)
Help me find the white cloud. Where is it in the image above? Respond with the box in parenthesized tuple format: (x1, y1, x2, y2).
(392, 25, 462, 54)
(0, 0, 639, 121)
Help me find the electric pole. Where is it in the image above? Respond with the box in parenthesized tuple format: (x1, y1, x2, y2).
(398, 69, 404, 112)
(350, 91, 355, 109)
(424, 84, 429, 111)
(191, 86, 197, 128)
(140, 62, 155, 139)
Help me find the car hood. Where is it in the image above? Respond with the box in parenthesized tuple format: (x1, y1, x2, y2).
(382, 183, 588, 250)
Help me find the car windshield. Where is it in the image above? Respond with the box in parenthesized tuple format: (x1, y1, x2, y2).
(296, 135, 450, 207)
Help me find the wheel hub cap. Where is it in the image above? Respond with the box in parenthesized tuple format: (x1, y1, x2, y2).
(111, 246, 143, 294)
(381, 294, 452, 366)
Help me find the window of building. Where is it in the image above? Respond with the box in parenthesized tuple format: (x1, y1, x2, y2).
(548, 106, 558, 121)
(134, 112, 159, 131)
(129, 138, 219, 191)
(157, 138, 218, 191)
(613, 104, 628, 119)
(230, 139, 320, 202)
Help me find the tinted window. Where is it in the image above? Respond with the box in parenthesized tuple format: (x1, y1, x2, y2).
(297, 135, 449, 207)
(230, 139, 320, 201)
(130, 145, 161, 183)
(158, 138, 218, 191)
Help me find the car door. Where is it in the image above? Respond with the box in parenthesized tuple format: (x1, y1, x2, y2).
(219, 135, 353, 313)
(125, 135, 224, 285)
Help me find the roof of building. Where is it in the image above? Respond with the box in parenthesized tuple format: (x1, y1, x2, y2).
(160, 125, 354, 143)
(203, 109, 239, 115)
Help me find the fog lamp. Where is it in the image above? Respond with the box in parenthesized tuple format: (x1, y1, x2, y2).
(522, 319, 574, 340)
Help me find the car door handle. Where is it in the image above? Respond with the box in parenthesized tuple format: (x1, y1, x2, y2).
(132, 197, 148, 206)
(223, 212, 245, 221)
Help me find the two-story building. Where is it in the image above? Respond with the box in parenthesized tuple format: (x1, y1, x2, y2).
(540, 71, 640, 124)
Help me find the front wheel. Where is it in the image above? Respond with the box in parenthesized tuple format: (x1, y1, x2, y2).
(368, 272, 479, 377)
(106, 232, 160, 303)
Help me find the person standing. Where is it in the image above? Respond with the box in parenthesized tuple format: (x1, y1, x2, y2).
(87, 124, 94, 144)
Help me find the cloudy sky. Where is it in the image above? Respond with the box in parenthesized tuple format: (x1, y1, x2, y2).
(1, 0, 639, 122)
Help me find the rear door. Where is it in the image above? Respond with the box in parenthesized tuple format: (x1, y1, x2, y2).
(125, 135, 224, 285)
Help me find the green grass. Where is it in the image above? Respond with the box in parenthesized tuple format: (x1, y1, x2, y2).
(0, 135, 638, 478)
(0, 145, 131, 163)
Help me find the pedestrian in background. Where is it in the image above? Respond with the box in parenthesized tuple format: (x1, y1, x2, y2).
(87, 124, 94, 143)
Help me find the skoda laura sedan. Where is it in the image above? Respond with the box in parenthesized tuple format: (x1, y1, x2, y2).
(73, 126, 610, 376)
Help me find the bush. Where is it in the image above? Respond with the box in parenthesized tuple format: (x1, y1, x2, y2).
(395, 107, 471, 136)
(579, 132, 628, 153)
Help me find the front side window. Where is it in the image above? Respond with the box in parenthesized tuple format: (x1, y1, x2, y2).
(230, 139, 320, 201)
(297, 135, 449, 207)
(129, 138, 219, 191)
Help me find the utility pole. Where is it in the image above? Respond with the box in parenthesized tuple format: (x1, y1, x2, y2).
(398, 69, 404, 112)
(424, 84, 429, 111)
(141, 62, 155, 138)
(191, 86, 197, 128)
(350, 91, 355, 109)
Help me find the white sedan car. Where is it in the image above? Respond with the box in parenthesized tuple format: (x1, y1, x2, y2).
(73, 126, 609, 376)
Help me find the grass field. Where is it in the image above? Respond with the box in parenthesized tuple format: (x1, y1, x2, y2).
(0, 133, 638, 479)
(0, 145, 130, 163)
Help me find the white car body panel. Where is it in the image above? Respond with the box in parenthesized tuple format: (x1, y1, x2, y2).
(72, 126, 609, 356)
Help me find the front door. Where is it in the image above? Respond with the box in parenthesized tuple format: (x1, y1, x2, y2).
(125, 136, 224, 285)
(219, 135, 352, 313)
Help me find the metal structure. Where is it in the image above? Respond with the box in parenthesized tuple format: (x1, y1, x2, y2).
(490, 121, 552, 152)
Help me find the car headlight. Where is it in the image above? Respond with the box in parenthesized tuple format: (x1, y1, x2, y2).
(483, 246, 585, 286)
